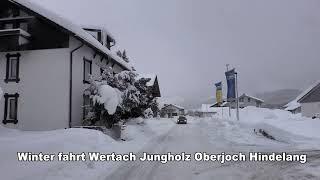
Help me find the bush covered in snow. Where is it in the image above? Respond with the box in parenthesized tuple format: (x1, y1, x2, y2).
(143, 108, 154, 119)
(84, 68, 159, 128)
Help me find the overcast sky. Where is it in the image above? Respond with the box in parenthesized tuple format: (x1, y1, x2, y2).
(32, 0, 320, 108)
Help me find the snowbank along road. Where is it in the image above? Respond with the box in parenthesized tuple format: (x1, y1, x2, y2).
(105, 117, 320, 180)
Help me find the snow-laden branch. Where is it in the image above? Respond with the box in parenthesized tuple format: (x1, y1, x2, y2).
(92, 84, 122, 115)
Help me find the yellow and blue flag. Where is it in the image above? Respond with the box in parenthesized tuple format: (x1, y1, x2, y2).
(215, 82, 223, 104)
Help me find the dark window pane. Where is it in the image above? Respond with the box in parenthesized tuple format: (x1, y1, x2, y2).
(9, 98, 16, 119)
(84, 95, 90, 106)
(4, 23, 13, 29)
(84, 60, 91, 82)
(10, 58, 17, 79)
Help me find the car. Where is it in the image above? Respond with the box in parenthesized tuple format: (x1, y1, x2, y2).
(177, 116, 187, 124)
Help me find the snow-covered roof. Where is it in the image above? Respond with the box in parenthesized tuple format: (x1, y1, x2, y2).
(163, 104, 184, 110)
(240, 94, 264, 103)
(284, 80, 320, 110)
(284, 102, 300, 111)
(136, 74, 157, 87)
(200, 104, 217, 113)
(10, 0, 132, 70)
(297, 81, 320, 103)
(81, 25, 116, 41)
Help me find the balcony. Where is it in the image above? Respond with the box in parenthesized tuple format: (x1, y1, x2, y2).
(0, 28, 31, 51)
(0, 16, 33, 51)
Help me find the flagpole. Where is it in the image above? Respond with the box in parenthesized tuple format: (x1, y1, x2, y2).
(235, 72, 240, 121)
(226, 64, 231, 117)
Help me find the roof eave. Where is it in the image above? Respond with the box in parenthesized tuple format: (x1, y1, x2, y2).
(9, 0, 130, 71)
(297, 83, 320, 103)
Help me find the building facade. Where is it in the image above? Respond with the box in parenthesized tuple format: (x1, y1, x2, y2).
(0, 0, 131, 130)
(237, 94, 264, 108)
(297, 82, 320, 119)
(160, 104, 185, 118)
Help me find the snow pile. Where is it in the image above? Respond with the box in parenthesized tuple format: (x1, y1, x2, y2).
(122, 118, 174, 142)
(211, 107, 320, 149)
(237, 107, 320, 139)
(201, 117, 287, 151)
(0, 118, 174, 180)
(92, 84, 122, 115)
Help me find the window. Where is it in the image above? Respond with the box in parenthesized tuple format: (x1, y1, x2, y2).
(4, 23, 14, 29)
(83, 94, 93, 119)
(100, 68, 104, 75)
(248, 97, 251, 102)
(239, 97, 244, 102)
(3, 93, 19, 124)
(5, 53, 20, 83)
(83, 58, 92, 84)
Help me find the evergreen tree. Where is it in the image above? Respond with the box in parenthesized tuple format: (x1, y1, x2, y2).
(122, 50, 129, 63)
(83, 69, 160, 128)
(116, 50, 122, 58)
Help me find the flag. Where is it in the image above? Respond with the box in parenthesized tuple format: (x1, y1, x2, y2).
(225, 68, 236, 100)
(215, 82, 223, 104)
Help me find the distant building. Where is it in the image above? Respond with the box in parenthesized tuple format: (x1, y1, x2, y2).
(236, 94, 264, 108)
(297, 81, 320, 119)
(196, 104, 217, 117)
(214, 94, 264, 109)
(160, 104, 185, 118)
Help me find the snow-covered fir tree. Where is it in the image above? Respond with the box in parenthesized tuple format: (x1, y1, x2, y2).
(84, 68, 159, 128)
(122, 50, 129, 63)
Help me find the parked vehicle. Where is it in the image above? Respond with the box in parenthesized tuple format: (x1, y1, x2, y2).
(177, 116, 187, 124)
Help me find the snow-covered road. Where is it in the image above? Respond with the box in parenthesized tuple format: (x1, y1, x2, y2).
(106, 118, 320, 180)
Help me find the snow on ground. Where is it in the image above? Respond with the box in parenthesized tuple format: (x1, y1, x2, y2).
(0, 118, 174, 180)
(206, 106, 320, 150)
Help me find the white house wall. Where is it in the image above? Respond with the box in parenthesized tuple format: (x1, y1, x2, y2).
(0, 48, 70, 130)
(69, 37, 125, 127)
(301, 102, 320, 118)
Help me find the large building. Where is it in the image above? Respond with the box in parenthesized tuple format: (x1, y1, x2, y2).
(0, 0, 133, 130)
(297, 81, 320, 119)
